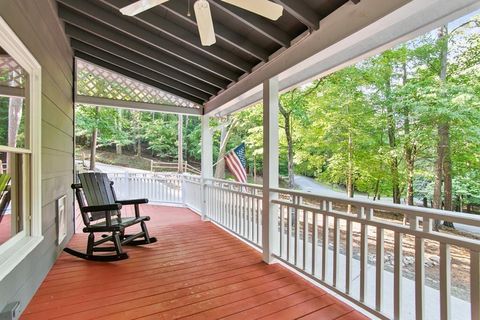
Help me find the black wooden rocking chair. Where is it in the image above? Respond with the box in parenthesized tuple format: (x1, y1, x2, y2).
(64, 172, 157, 261)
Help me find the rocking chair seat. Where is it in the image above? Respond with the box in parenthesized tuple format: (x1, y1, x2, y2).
(83, 215, 151, 233)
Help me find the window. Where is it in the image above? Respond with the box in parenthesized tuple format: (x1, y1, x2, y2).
(0, 17, 42, 281)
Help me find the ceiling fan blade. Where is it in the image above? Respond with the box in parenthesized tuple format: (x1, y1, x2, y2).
(194, 0, 216, 46)
(221, 0, 283, 21)
(120, 0, 169, 16)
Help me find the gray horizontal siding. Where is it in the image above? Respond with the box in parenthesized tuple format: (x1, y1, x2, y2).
(0, 0, 74, 314)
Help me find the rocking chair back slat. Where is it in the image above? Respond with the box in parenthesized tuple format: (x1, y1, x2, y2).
(79, 173, 119, 221)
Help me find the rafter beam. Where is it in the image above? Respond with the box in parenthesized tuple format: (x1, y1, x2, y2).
(272, 0, 320, 30)
(100, 0, 252, 73)
(208, 1, 291, 48)
(57, 0, 241, 82)
(161, 0, 269, 61)
(75, 51, 204, 105)
(66, 25, 218, 96)
(59, 7, 228, 90)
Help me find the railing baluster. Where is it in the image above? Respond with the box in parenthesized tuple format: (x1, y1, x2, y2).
(360, 208, 368, 303)
(394, 231, 403, 320)
(471, 250, 480, 320)
(287, 203, 292, 262)
(279, 205, 284, 257)
(333, 216, 339, 287)
(415, 235, 425, 320)
(303, 209, 308, 270)
(321, 201, 329, 282)
(247, 192, 252, 240)
(346, 219, 353, 295)
(257, 197, 261, 245)
(440, 242, 451, 320)
(312, 212, 318, 276)
(375, 226, 384, 312)
(294, 201, 299, 266)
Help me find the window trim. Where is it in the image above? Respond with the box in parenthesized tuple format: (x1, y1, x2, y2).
(0, 16, 42, 281)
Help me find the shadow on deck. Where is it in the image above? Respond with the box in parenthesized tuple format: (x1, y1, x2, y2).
(22, 206, 368, 320)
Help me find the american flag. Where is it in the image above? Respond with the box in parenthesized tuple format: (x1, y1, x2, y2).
(225, 143, 247, 183)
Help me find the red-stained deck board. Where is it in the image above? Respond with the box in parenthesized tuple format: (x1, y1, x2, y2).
(22, 205, 368, 320)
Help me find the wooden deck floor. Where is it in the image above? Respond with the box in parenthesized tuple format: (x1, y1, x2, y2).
(22, 206, 369, 320)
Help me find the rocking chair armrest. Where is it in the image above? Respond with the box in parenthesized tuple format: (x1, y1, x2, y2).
(81, 203, 122, 213)
(116, 199, 149, 205)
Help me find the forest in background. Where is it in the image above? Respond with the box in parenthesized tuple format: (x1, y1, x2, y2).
(76, 15, 480, 219)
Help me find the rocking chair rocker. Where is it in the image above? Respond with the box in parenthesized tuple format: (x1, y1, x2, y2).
(64, 172, 157, 261)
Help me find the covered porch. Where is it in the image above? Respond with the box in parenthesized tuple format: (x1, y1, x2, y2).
(1, 0, 480, 319)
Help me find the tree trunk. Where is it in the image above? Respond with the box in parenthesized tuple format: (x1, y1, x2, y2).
(347, 130, 354, 198)
(433, 25, 451, 230)
(136, 138, 141, 157)
(402, 60, 415, 207)
(433, 122, 448, 229)
(116, 144, 122, 155)
(89, 106, 99, 171)
(386, 77, 400, 204)
(132, 111, 142, 157)
(373, 179, 380, 201)
(443, 124, 454, 228)
(279, 102, 295, 189)
(214, 119, 237, 179)
(115, 109, 123, 155)
(284, 112, 295, 189)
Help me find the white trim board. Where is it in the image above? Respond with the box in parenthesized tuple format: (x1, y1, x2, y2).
(76, 95, 202, 116)
(205, 0, 480, 116)
(0, 16, 43, 281)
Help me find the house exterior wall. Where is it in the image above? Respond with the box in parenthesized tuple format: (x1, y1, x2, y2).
(0, 0, 74, 312)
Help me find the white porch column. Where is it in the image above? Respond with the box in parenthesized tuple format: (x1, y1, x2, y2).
(178, 114, 184, 173)
(262, 77, 279, 264)
(201, 115, 213, 221)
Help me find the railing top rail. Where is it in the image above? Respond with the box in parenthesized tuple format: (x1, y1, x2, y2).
(205, 178, 262, 189)
(271, 187, 480, 227)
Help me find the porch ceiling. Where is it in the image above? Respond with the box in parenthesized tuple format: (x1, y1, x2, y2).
(56, 0, 352, 110)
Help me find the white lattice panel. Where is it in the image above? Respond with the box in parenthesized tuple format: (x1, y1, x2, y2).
(76, 59, 201, 109)
(0, 55, 26, 88)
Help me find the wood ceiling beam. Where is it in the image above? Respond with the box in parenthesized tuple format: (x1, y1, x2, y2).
(160, 0, 270, 62)
(272, 0, 320, 30)
(101, 0, 252, 73)
(66, 25, 218, 96)
(58, 7, 228, 89)
(57, 0, 241, 82)
(208, 1, 292, 48)
(72, 42, 211, 102)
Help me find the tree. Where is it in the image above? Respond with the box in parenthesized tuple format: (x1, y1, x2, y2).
(278, 82, 320, 188)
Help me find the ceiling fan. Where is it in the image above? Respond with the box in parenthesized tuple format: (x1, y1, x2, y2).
(119, 0, 284, 46)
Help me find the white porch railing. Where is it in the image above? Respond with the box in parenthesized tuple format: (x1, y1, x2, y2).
(108, 173, 183, 204)
(183, 174, 202, 213)
(204, 178, 263, 248)
(104, 172, 480, 320)
(270, 188, 480, 320)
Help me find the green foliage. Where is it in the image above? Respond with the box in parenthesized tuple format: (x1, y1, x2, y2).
(75, 14, 480, 210)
